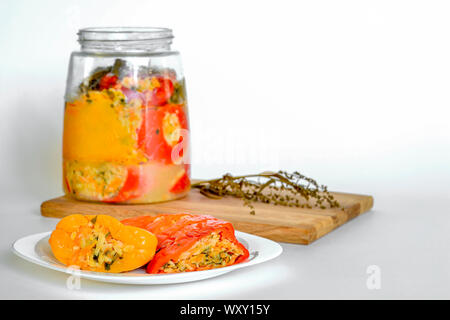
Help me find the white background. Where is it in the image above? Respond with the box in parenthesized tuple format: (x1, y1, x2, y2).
(0, 0, 449, 299)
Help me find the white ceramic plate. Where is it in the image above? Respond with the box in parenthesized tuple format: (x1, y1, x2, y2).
(11, 231, 282, 285)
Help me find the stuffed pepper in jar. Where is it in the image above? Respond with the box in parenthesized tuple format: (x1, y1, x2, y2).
(63, 28, 190, 203)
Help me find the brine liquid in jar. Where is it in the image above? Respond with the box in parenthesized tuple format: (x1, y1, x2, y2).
(63, 27, 190, 203)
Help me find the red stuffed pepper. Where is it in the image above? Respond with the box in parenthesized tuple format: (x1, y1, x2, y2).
(138, 104, 189, 164)
(122, 214, 249, 274)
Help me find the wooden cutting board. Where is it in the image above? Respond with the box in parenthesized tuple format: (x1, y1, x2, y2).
(41, 188, 373, 245)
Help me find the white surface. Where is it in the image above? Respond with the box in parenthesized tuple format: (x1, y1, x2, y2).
(11, 231, 282, 285)
(1, 196, 449, 299)
(0, 0, 449, 299)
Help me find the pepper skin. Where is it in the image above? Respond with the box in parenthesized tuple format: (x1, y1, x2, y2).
(122, 214, 249, 274)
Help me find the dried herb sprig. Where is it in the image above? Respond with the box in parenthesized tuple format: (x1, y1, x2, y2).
(192, 171, 341, 215)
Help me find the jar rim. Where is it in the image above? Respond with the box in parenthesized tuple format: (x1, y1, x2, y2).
(78, 27, 174, 42)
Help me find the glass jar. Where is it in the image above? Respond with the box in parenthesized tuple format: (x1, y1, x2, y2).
(63, 27, 190, 204)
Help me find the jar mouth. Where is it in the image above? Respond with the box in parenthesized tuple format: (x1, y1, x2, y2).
(78, 27, 174, 52)
(78, 27, 173, 42)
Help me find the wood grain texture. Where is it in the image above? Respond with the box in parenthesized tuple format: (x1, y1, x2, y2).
(41, 189, 373, 244)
